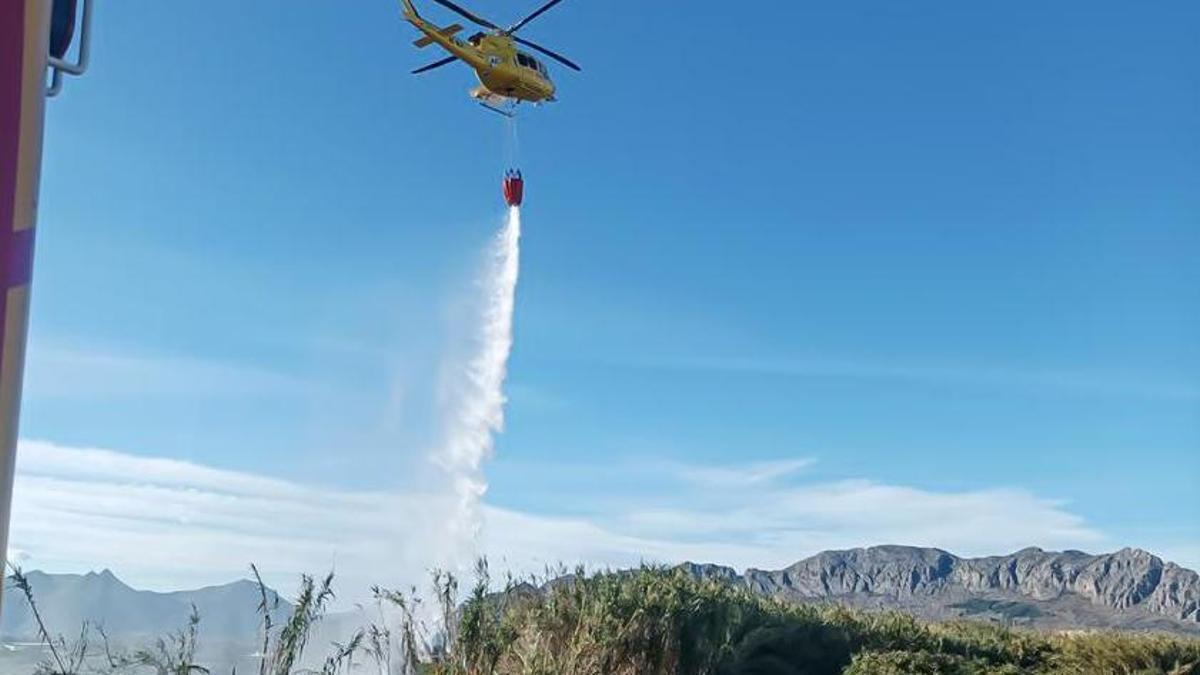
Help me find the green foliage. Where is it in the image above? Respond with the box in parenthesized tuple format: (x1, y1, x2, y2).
(843, 650, 1022, 675)
(430, 565, 1200, 675)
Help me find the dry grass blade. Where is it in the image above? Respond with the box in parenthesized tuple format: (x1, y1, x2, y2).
(7, 564, 78, 675)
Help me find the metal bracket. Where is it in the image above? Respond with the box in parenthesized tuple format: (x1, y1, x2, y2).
(46, 0, 93, 97)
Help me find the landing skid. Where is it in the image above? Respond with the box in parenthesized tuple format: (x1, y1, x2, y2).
(479, 101, 515, 118)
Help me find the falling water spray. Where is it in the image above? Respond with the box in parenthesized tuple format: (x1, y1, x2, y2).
(435, 207, 521, 568)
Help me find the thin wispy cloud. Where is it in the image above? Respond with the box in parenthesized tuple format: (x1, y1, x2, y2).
(640, 354, 1200, 401)
(670, 458, 815, 487)
(24, 344, 319, 399)
(613, 480, 1102, 566)
(7, 440, 1148, 604)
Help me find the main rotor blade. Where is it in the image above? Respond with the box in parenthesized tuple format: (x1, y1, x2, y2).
(412, 55, 458, 74)
(513, 36, 581, 71)
(507, 0, 565, 34)
(428, 0, 500, 30)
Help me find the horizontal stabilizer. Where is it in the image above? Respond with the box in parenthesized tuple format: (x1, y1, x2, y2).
(414, 23, 463, 47)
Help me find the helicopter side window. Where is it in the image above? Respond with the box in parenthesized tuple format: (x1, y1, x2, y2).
(516, 53, 530, 68)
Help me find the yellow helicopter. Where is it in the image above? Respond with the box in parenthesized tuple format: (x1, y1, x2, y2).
(400, 0, 580, 116)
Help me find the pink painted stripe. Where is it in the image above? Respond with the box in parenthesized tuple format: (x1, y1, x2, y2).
(2, 228, 33, 289)
(0, 0, 24, 238)
(0, 0, 29, 349)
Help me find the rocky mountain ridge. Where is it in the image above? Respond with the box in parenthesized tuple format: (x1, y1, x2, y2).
(680, 546, 1199, 633)
(1, 569, 288, 641)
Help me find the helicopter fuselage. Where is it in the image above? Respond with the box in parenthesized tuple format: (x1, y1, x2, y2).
(402, 0, 556, 104)
(472, 35, 556, 104)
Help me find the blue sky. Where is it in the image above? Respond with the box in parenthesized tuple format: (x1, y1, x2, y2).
(10, 0, 1199, 590)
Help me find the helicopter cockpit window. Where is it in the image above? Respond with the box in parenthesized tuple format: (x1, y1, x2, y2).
(517, 53, 530, 67)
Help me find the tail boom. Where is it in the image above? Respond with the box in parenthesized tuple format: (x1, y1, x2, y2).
(401, 0, 486, 69)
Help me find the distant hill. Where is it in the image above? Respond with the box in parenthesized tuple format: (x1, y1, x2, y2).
(679, 546, 1200, 635)
(1, 569, 288, 642)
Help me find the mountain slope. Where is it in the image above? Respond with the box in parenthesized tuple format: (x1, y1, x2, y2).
(684, 546, 1200, 634)
(1, 570, 287, 641)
